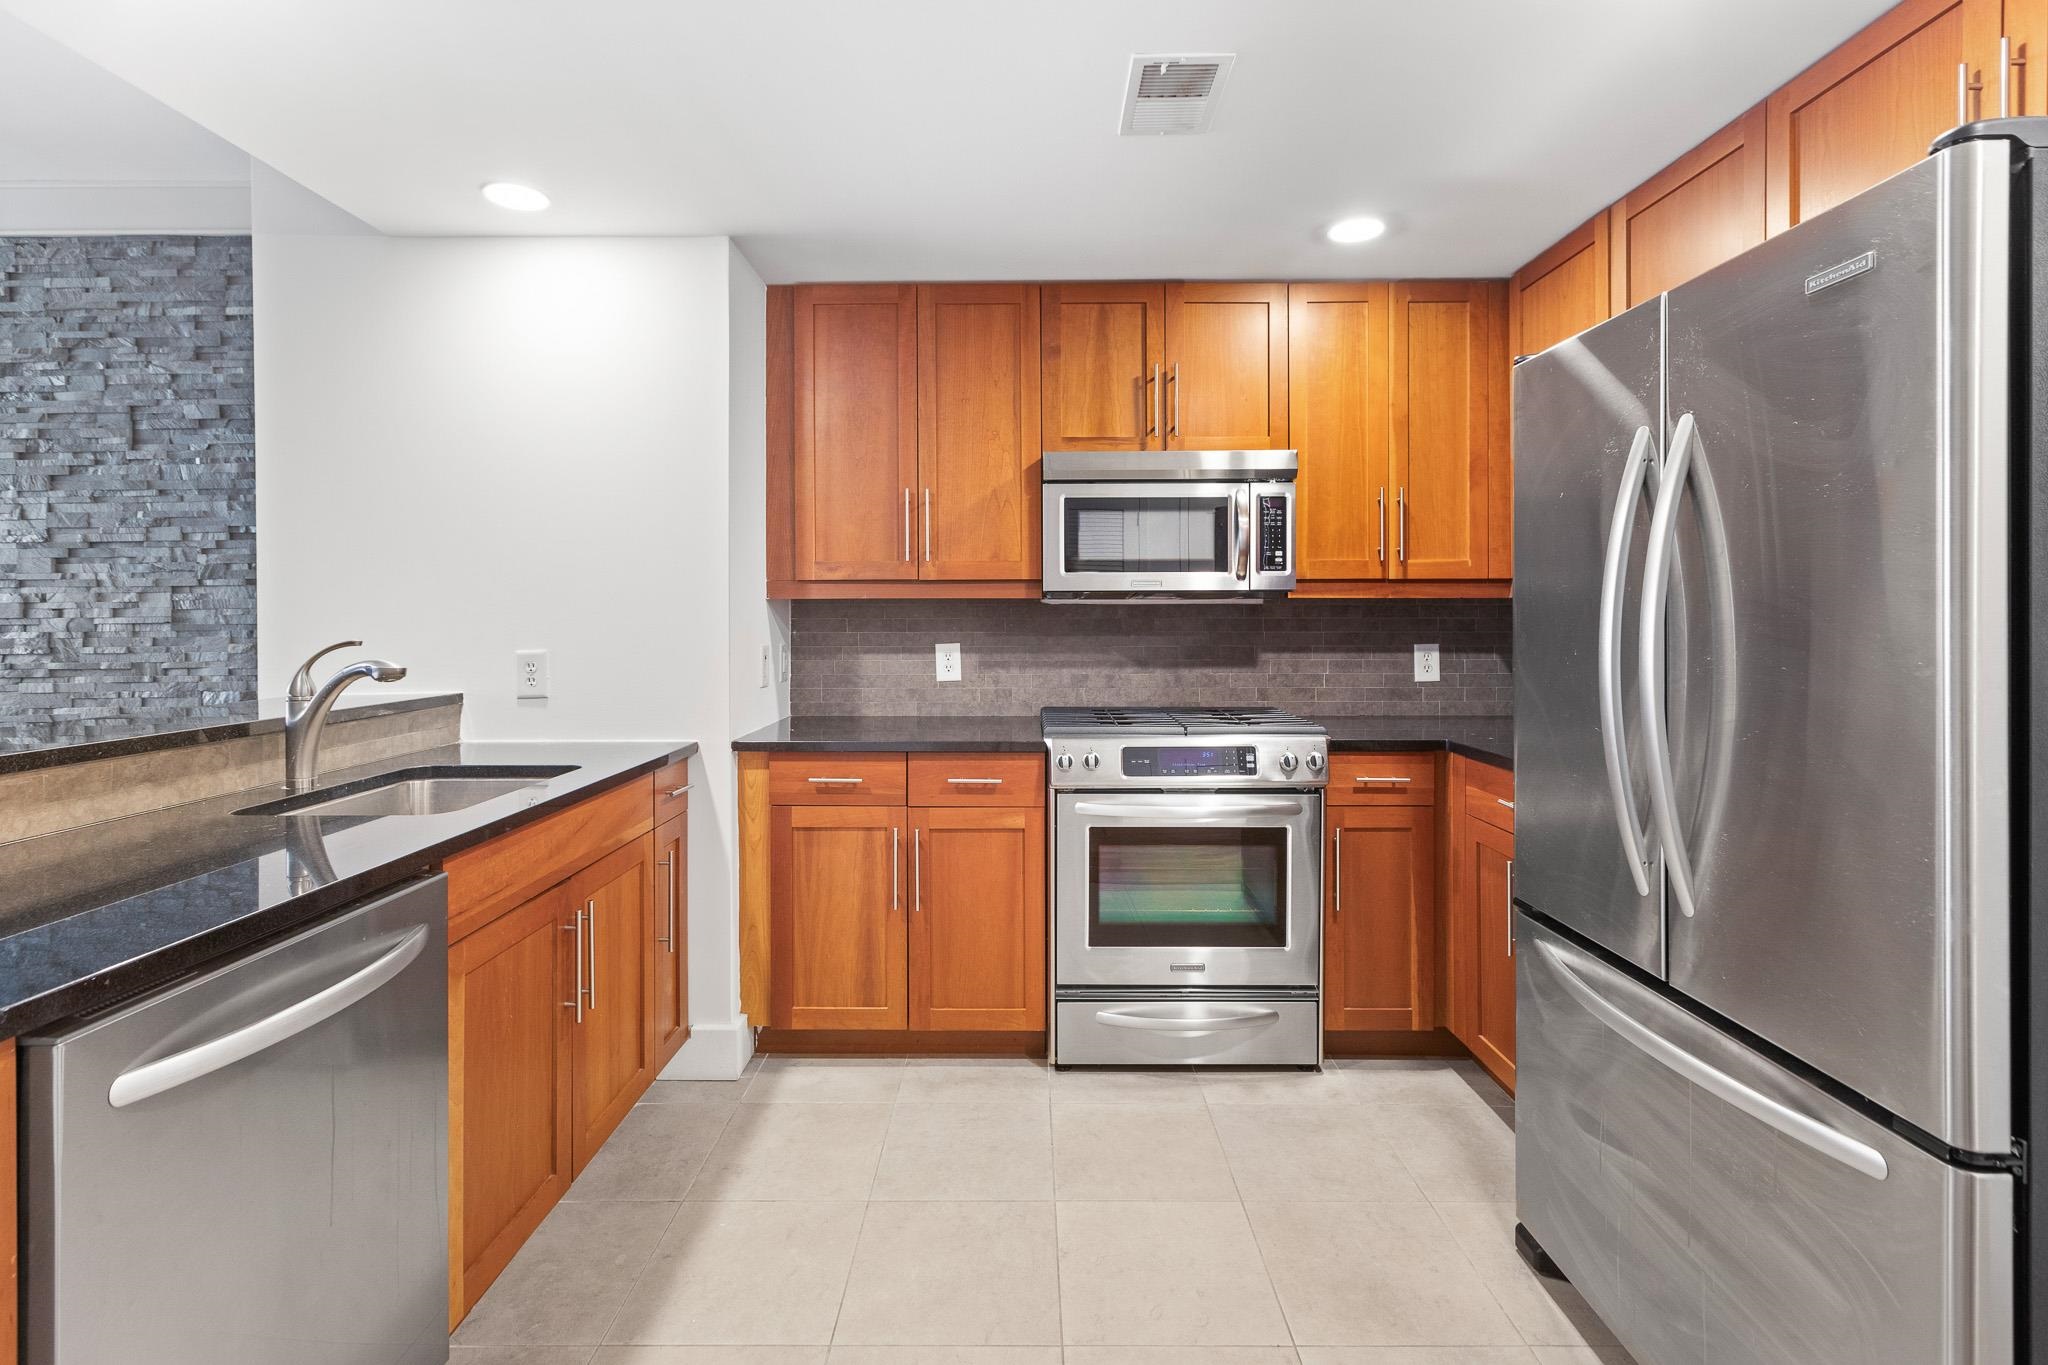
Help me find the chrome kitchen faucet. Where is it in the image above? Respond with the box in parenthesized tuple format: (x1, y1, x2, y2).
(283, 640, 408, 791)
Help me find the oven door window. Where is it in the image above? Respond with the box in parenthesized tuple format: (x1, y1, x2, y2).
(1087, 826, 1288, 948)
(1063, 495, 1232, 575)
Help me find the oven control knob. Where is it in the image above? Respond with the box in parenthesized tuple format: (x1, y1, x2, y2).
(1055, 753, 1073, 772)
(1278, 751, 1298, 772)
(1082, 752, 1101, 771)
(1305, 751, 1324, 773)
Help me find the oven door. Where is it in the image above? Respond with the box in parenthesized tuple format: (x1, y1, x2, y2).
(1042, 480, 1256, 595)
(1054, 792, 1322, 989)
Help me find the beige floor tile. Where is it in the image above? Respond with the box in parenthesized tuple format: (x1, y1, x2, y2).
(566, 1101, 734, 1201)
(829, 1350, 1061, 1364)
(897, 1059, 1051, 1103)
(1529, 1349, 1637, 1364)
(1432, 1203, 1619, 1347)
(452, 1201, 678, 1346)
(1049, 1067, 1204, 1107)
(743, 1057, 906, 1103)
(687, 1102, 891, 1200)
(1334, 1060, 1504, 1106)
(1245, 1202, 1521, 1347)
(832, 1201, 1061, 1345)
(1065, 1349, 1303, 1364)
(1053, 1105, 1237, 1200)
(1364, 1102, 1518, 1201)
(447, 1349, 598, 1365)
(593, 1349, 828, 1364)
(1295, 1350, 1536, 1363)
(1057, 1201, 1291, 1346)
(871, 1102, 1055, 1200)
(1208, 1104, 1428, 1203)
(602, 1200, 865, 1345)
(641, 1078, 751, 1103)
(1198, 1066, 1362, 1106)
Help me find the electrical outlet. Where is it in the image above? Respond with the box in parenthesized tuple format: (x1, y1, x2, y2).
(935, 642, 962, 682)
(759, 644, 771, 688)
(1414, 643, 1440, 683)
(516, 649, 550, 699)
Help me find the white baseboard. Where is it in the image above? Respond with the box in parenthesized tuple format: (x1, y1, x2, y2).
(659, 1016, 754, 1080)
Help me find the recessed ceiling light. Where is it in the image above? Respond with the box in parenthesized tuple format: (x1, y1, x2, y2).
(1327, 215, 1387, 245)
(481, 181, 550, 212)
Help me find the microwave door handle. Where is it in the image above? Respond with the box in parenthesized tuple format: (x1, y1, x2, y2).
(1234, 486, 1252, 580)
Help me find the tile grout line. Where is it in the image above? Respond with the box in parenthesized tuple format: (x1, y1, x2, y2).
(1203, 1082, 1302, 1358)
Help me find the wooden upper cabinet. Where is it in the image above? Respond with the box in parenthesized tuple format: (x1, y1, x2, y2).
(1510, 215, 1611, 358)
(770, 804, 908, 1029)
(2012, 0, 2048, 115)
(1288, 283, 1392, 581)
(653, 812, 689, 1070)
(1766, 0, 2003, 233)
(1164, 282, 1289, 450)
(916, 284, 1042, 580)
(565, 837, 656, 1173)
(1325, 803, 1437, 1032)
(1390, 282, 1498, 581)
(1041, 282, 1166, 451)
(910, 805, 1046, 1032)
(793, 284, 918, 580)
(1611, 104, 1768, 310)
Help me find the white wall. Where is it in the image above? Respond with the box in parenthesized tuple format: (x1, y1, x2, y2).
(256, 228, 774, 1076)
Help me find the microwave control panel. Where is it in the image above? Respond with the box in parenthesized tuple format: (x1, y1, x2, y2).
(1258, 495, 1289, 573)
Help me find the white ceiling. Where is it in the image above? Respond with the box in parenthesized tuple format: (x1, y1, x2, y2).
(5, 0, 1894, 280)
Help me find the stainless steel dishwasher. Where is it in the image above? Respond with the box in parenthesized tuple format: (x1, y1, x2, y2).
(21, 875, 449, 1365)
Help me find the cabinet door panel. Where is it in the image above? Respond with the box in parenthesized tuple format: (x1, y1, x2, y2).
(1511, 216, 1611, 358)
(1042, 283, 1165, 452)
(1469, 817, 1517, 1091)
(653, 813, 689, 1070)
(449, 886, 573, 1322)
(1391, 281, 1495, 580)
(917, 284, 1041, 580)
(1612, 104, 1767, 309)
(567, 837, 656, 1173)
(793, 283, 917, 579)
(771, 805, 908, 1029)
(1326, 804, 1437, 1032)
(1765, 0, 2000, 232)
(1289, 283, 1391, 581)
(911, 806, 1045, 1032)
(1165, 282, 1288, 450)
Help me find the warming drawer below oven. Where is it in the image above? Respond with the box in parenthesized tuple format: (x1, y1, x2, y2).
(1055, 995, 1321, 1066)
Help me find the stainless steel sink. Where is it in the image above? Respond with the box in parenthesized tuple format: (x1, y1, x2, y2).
(235, 765, 579, 818)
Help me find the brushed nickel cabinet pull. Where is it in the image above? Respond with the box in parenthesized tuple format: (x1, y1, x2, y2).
(666, 784, 691, 798)
(807, 776, 865, 785)
(657, 853, 676, 949)
(563, 912, 585, 1022)
(1377, 487, 1386, 563)
(586, 898, 598, 1010)
(1333, 829, 1342, 918)
(903, 488, 911, 561)
(946, 776, 1003, 785)
(1397, 487, 1408, 562)
(923, 488, 932, 563)
(1497, 798, 1515, 810)
(913, 828, 922, 915)
(1355, 775, 1413, 783)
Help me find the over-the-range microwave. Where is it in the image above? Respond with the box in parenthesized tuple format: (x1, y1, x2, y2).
(1040, 449, 1297, 601)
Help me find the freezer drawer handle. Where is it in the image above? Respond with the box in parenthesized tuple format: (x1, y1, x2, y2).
(1638, 412, 1703, 918)
(1537, 938, 1889, 1181)
(1094, 1005, 1279, 1038)
(108, 925, 430, 1109)
(1598, 424, 1658, 898)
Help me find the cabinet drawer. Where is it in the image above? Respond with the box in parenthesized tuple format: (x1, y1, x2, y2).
(653, 757, 692, 825)
(907, 753, 1044, 806)
(446, 776, 654, 943)
(768, 753, 907, 804)
(1463, 760, 1515, 833)
(1327, 752, 1437, 806)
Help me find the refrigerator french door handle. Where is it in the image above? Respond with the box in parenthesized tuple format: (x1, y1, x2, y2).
(1639, 411, 1701, 918)
(1597, 424, 1658, 897)
(1536, 937, 1889, 1180)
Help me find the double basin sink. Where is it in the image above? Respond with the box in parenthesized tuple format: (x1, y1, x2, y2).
(235, 764, 580, 819)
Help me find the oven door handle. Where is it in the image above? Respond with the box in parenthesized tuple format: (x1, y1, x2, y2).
(1094, 1004, 1280, 1037)
(1071, 800, 1305, 820)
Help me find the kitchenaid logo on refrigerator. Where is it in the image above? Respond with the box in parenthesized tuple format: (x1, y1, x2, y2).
(1803, 251, 1876, 295)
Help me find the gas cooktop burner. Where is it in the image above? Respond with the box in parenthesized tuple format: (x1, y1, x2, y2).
(1041, 705, 1324, 737)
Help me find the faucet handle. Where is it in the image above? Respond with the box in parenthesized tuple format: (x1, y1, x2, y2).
(289, 640, 364, 701)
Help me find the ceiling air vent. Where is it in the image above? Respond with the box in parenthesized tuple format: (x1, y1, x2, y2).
(1119, 53, 1235, 136)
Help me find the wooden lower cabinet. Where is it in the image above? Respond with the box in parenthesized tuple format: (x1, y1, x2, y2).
(911, 805, 1046, 1031)
(566, 837, 657, 1172)
(653, 812, 690, 1069)
(1324, 804, 1438, 1032)
(1446, 757, 1517, 1092)
(770, 804, 909, 1029)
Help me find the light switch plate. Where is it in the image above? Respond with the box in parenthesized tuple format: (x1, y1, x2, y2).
(759, 644, 771, 688)
(1414, 643, 1440, 683)
(516, 649, 550, 699)
(935, 642, 962, 682)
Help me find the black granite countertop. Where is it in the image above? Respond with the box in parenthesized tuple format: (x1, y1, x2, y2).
(0, 737, 696, 1038)
(1319, 715, 1513, 769)
(0, 692, 464, 776)
(733, 716, 1045, 752)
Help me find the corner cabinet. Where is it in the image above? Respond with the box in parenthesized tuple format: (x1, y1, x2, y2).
(749, 751, 1046, 1046)
(1446, 756, 1516, 1092)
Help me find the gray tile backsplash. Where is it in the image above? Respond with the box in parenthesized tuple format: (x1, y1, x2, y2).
(789, 598, 1512, 717)
(0, 236, 256, 749)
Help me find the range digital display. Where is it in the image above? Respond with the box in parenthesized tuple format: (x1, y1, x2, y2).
(1121, 745, 1258, 778)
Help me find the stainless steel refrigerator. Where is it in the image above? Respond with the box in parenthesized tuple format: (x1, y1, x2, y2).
(1511, 118, 2048, 1364)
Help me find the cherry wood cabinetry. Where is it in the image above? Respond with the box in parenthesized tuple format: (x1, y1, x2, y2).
(653, 812, 689, 1069)
(1510, 215, 1611, 359)
(1610, 104, 1768, 312)
(1288, 282, 1392, 581)
(917, 284, 1042, 579)
(1446, 757, 1516, 1092)
(1391, 282, 1502, 581)
(791, 284, 919, 582)
(1325, 802, 1437, 1033)
(770, 804, 909, 1030)
(1164, 282, 1289, 450)
(565, 838, 657, 1169)
(911, 805, 1047, 1031)
(1041, 282, 1166, 452)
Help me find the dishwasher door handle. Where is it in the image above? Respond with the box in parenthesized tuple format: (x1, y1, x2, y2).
(108, 925, 429, 1109)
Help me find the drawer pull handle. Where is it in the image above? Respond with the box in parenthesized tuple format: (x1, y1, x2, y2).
(1497, 798, 1514, 810)
(807, 776, 865, 785)
(1355, 775, 1413, 783)
(946, 777, 1003, 786)
(666, 784, 692, 798)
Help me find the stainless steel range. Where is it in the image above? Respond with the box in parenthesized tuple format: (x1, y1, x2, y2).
(1044, 706, 1326, 1067)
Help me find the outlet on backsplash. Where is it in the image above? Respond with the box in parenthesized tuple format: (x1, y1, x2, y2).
(935, 642, 962, 682)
